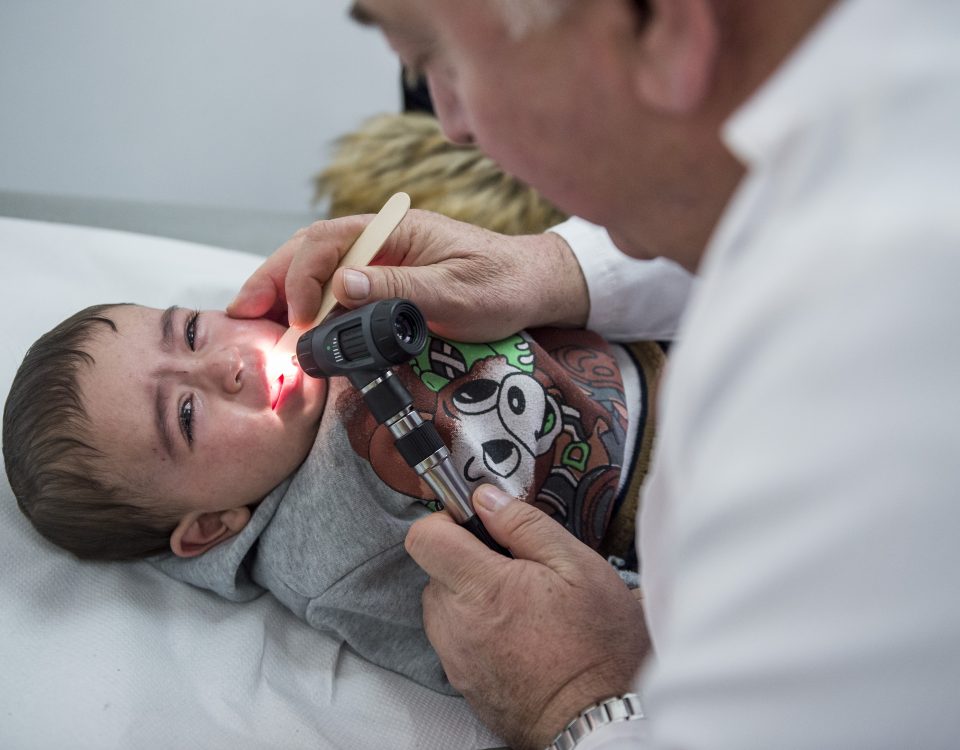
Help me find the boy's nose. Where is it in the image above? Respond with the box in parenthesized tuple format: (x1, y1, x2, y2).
(201, 346, 244, 394)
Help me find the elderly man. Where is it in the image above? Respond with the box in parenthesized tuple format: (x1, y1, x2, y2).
(230, 1, 960, 748)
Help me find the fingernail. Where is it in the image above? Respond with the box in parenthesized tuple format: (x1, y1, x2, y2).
(343, 269, 370, 299)
(474, 485, 513, 512)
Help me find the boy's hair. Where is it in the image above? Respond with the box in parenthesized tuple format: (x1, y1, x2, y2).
(3, 303, 178, 561)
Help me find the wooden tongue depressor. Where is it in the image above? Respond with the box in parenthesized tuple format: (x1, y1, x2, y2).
(272, 191, 411, 360)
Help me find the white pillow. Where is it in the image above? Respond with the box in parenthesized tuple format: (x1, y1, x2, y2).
(0, 218, 499, 750)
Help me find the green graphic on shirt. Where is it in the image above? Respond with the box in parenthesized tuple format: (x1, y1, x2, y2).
(561, 441, 590, 472)
(412, 334, 535, 392)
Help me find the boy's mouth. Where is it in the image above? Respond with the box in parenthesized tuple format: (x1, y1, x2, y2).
(270, 375, 285, 410)
(265, 343, 301, 411)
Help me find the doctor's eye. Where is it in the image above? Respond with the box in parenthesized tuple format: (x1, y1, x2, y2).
(179, 397, 194, 445)
(185, 310, 200, 351)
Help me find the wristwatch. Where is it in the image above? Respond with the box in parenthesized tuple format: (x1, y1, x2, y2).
(544, 693, 645, 750)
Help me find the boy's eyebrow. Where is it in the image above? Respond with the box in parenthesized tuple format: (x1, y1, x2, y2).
(154, 385, 176, 460)
(155, 305, 180, 459)
(160, 305, 179, 352)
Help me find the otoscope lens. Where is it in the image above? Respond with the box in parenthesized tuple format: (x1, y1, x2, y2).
(394, 312, 417, 345)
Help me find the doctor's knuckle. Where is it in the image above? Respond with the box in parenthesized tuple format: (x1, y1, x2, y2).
(505, 506, 543, 545)
(381, 265, 411, 298)
(456, 569, 501, 608)
(303, 220, 330, 242)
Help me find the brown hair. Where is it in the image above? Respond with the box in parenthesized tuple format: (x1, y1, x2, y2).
(3, 303, 178, 561)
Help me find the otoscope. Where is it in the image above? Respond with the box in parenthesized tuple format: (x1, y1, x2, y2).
(294, 298, 511, 557)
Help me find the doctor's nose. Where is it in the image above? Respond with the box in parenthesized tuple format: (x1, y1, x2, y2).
(429, 75, 475, 146)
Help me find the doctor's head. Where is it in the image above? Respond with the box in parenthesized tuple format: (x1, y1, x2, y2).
(3, 303, 327, 562)
(349, 0, 834, 270)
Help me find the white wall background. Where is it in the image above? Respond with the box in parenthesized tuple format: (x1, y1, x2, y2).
(0, 0, 401, 214)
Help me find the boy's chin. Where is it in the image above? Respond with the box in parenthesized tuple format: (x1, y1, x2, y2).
(298, 374, 328, 415)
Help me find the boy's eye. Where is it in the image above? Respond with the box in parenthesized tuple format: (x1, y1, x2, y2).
(179, 397, 194, 445)
(185, 310, 200, 351)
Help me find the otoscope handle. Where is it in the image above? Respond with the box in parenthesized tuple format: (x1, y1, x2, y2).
(462, 515, 512, 558)
(358, 371, 510, 557)
(396, 418, 512, 558)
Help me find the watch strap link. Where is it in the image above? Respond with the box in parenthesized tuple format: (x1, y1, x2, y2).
(545, 692, 644, 750)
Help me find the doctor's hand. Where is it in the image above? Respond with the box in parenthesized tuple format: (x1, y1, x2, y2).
(227, 210, 589, 341)
(405, 485, 649, 750)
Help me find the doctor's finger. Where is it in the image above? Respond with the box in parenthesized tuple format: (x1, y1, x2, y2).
(472, 485, 592, 577)
(330, 260, 468, 319)
(283, 214, 373, 327)
(405, 510, 506, 593)
(227, 239, 296, 320)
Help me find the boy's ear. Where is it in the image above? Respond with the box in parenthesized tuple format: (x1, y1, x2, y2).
(628, 0, 719, 114)
(169, 507, 251, 558)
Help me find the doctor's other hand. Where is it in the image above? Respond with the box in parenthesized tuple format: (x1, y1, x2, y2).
(227, 210, 589, 342)
(405, 484, 649, 750)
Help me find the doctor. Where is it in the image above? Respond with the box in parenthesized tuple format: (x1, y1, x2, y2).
(230, 1, 960, 748)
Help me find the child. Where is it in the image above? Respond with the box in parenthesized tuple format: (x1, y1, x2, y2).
(3, 301, 661, 693)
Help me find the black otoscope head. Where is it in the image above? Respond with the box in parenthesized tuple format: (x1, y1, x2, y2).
(295, 298, 428, 385)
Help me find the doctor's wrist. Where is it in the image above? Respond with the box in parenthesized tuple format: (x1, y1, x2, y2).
(543, 693, 645, 750)
(525, 231, 589, 330)
(517, 663, 639, 750)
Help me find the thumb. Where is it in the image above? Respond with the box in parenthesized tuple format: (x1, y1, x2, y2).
(473, 484, 588, 571)
(332, 264, 448, 312)
(227, 275, 278, 319)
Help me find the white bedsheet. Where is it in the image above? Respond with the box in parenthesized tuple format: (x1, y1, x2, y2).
(0, 218, 501, 750)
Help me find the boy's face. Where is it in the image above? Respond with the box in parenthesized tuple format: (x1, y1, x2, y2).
(79, 305, 327, 518)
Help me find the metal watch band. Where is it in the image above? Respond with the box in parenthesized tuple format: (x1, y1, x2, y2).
(544, 693, 645, 750)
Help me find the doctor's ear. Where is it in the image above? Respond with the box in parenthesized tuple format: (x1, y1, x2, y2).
(628, 0, 719, 114)
(169, 506, 251, 558)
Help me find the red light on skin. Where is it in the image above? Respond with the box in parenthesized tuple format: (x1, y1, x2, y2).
(270, 375, 284, 410)
(266, 350, 300, 411)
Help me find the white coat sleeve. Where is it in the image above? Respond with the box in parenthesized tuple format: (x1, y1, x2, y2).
(549, 217, 694, 341)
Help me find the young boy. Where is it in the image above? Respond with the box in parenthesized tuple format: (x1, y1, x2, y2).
(3, 301, 661, 693)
